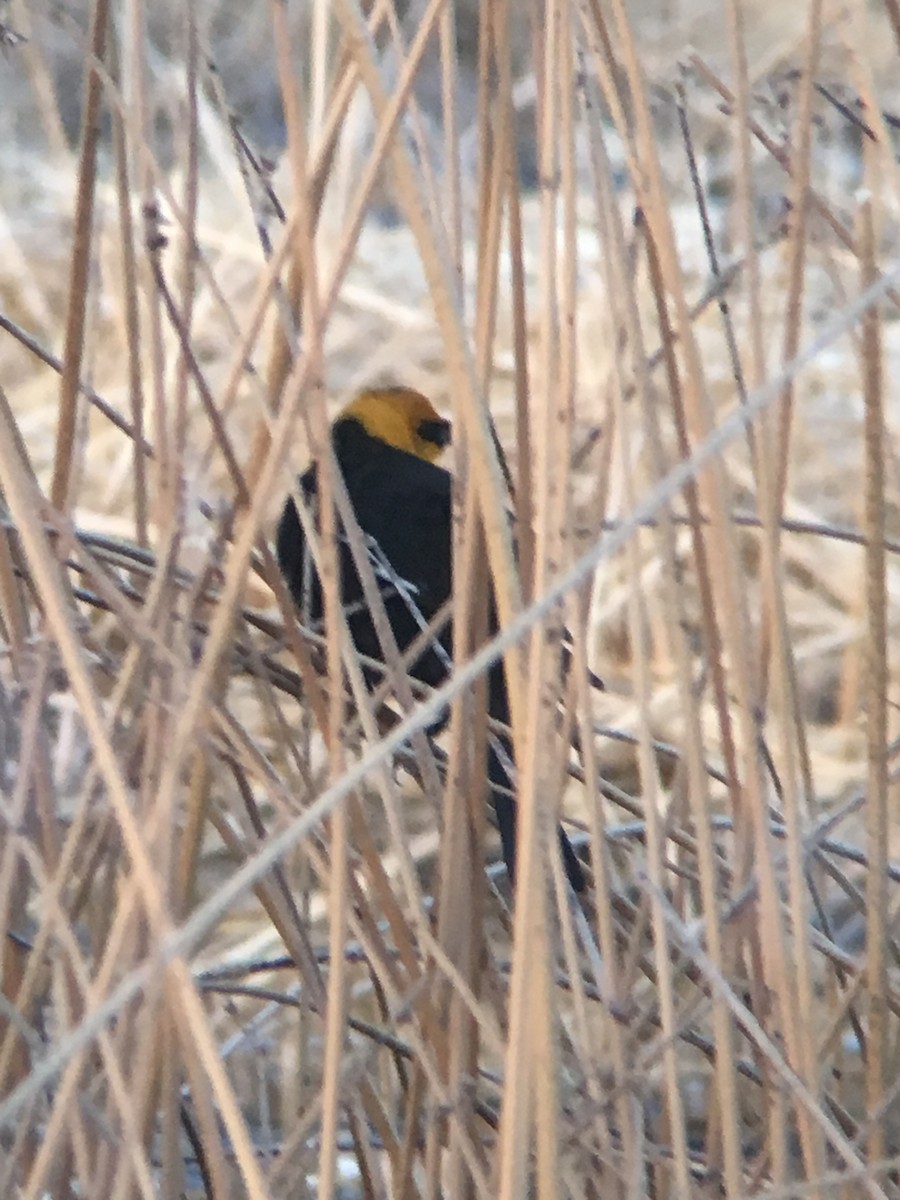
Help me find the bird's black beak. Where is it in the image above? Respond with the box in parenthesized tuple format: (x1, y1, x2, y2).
(418, 418, 452, 449)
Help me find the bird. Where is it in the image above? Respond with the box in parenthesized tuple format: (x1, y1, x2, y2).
(276, 385, 586, 892)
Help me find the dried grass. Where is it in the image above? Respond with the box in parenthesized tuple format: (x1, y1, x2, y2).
(2, 0, 900, 1196)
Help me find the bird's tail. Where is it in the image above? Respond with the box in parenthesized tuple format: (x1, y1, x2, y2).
(487, 670, 586, 892)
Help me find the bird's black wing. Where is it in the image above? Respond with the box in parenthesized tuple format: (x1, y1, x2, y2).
(339, 439, 453, 687)
(276, 463, 323, 627)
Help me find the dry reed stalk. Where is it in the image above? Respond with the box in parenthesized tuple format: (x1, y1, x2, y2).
(859, 191, 889, 1168)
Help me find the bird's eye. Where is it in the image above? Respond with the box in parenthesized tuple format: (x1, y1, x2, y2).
(417, 418, 451, 448)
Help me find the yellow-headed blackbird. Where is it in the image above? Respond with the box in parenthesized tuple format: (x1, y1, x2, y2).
(276, 386, 585, 891)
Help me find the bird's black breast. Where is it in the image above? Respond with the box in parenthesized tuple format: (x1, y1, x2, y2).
(276, 421, 453, 687)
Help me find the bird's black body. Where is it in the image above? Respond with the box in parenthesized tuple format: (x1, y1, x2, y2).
(277, 419, 455, 689)
(277, 410, 585, 892)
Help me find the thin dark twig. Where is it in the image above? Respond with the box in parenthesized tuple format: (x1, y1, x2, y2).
(0, 312, 152, 453)
(815, 83, 877, 142)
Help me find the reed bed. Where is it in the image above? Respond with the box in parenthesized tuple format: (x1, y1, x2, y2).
(2, 0, 900, 1196)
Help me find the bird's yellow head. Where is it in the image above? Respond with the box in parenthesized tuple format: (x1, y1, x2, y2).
(337, 386, 451, 464)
